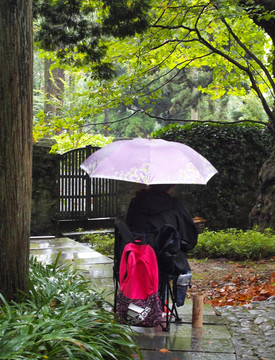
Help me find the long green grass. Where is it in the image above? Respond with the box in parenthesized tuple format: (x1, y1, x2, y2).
(0, 254, 142, 360)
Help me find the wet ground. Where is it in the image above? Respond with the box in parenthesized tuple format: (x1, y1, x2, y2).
(30, 236, 237, 360)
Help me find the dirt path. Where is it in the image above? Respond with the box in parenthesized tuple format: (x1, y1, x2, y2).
(187, 258, 275, 306)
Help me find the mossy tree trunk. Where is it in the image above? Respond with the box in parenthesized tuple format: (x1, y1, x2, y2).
(250, 144, 275, 230)
(44, 58, 65, 127)
(249, 105, 275, 230)
(0, 0, 33, 300)
(248, 0, 275, 230)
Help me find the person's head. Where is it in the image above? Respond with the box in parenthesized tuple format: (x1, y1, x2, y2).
(149, 184, 176, 194)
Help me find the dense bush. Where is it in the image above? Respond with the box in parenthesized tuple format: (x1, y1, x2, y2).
(190, 228, 275, 260)
(152, 122, 272, 230)
(80, 232, 115, 257)
(0, 255, 141, 360)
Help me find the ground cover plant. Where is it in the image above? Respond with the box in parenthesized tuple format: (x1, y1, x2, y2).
(0, 254, 142, 360)
(80, 232, 115, 258)
(190, 227, 275, 260)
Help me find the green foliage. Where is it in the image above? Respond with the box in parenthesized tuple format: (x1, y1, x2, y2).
(80, 233, 115, 257)
(33, 0, 115, 80)
(240, 92, 274, 122)
(33, 0, 151, 79)
(50, 133, 113, 154)
(190, 228, 275, 260)
(34, 0, 275, 129)
(153, 122, 272, 229)
(0, 255, 141, 360)
(102, 0, 151, 38)
(99, 0, 274, 123)
(79, 227, 275, 261)
(33, 66, 103, 141)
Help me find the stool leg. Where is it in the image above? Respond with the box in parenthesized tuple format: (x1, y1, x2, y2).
(168, 282, 181, 322)
(161, 280, 182, 331)
(162, 284, 171, 331)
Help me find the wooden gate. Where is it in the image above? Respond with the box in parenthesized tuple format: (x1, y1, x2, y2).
(58, 146, 117, 220)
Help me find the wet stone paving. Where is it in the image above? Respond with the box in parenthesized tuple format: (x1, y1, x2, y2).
(30, 237, 275, 360)
(215, 299, 275, 360)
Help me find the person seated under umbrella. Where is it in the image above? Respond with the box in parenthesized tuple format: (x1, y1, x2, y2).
(126, 184, 198, 274)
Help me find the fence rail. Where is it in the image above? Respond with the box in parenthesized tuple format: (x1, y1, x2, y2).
(58, 146, 117, 220)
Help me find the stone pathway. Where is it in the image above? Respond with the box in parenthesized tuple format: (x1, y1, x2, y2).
(215, 301, 275, 360)
(30, 237, 236, 360)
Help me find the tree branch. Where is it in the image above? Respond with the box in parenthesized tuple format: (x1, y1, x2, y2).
(136, 53, 213, 96)
(80, 108, 267, 132)
(219, 13, 275, 93)
(143, 111, 268, 126)
(191, 4, 275, 123)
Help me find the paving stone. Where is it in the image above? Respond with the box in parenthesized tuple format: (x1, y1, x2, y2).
(141, 350, 236, 360)
(134, 323, 234, 353)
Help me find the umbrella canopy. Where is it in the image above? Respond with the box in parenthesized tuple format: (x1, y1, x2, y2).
(80, 138, 217, 185)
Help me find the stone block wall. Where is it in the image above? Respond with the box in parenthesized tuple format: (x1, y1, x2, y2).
(31, 142, 260, 234)
(31, 142, 59, 235)
(115, 181, 146, 221)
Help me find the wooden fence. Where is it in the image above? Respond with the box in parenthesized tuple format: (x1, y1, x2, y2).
(58, 146, 117, 220)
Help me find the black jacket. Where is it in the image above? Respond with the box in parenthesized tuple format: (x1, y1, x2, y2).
(125, 189, 198, 253)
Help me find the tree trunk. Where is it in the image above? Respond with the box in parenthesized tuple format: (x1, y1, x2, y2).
(191, 107, 199, 121)
(249, 142, 275, 230)
(44, 58, 65, 124)
(0, 0, 33, 300)
(250, 92, 275, 230)
(246, 0, 275, 230)
(104, 108, 110, 136)
(44, 58, 55, 119)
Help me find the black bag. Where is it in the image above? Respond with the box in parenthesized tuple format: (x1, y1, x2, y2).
(156, 224, 190, 276)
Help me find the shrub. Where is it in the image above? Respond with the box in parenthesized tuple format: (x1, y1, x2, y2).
(190, 228, 275, 260)
(152, 122, 272, 230)
(80, 233, 115, 258)
(0, 254, 141, 360)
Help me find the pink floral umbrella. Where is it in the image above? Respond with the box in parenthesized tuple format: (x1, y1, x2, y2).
(80, 138, 217, 185)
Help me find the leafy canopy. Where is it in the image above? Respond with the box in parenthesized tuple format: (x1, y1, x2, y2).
(34, 0, 275, 135)
(99, 0, 275, 122)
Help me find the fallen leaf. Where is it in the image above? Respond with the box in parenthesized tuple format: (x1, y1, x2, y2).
(224, 275, 232, 280)
(159, 349, 170, 353)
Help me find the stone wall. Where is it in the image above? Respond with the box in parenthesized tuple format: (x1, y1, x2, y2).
(31, 142, 59, 235)
(115, 181, 146, 221)
(31, 142, 261, 234)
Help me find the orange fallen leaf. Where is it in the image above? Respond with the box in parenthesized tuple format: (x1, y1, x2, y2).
(235, 263, 246, 268)
(159, 349, 170, 353)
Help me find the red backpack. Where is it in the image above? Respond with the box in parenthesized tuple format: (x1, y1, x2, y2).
(120, 241, 159, 299)
(116, 240, 162, 327)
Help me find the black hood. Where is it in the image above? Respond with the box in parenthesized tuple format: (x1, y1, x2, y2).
(132, 189, 176, 216)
